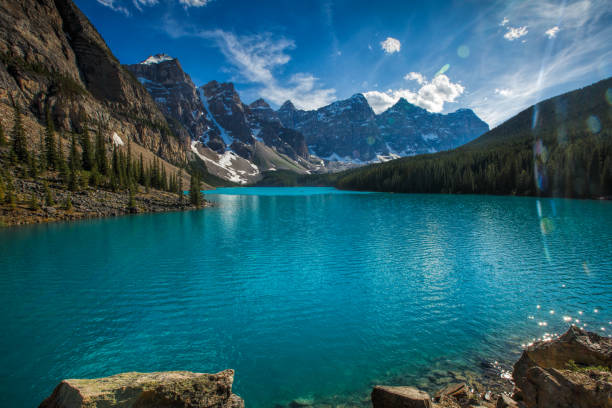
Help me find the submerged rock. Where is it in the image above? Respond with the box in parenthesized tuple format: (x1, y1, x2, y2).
(38, 370, 244, 408)
(371, 385, 433, 408)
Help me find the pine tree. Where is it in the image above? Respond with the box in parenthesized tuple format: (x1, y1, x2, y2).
(95, 126, 108, 176)
(0, 172, 5, 203)
(80, 126, 94, 171)
(64, 195, 73, 211)
(57, 134, 69, 183)
(29, 193, 40, 210)
(189, 172, 202, 207)
(10, 103, 29, 163)
(44, 108, 57, 169)
(0, 121, 6, 146)
(127, 187, 137, 213)
(138, 153, 145, 185)
(44, 182, 55, 206)
(69, 134, 80, 171)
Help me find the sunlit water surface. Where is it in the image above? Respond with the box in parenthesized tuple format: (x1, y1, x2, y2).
(1, 187, 611, 407)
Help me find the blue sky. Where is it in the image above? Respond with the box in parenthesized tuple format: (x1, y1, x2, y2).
(77, 0, 611, 126)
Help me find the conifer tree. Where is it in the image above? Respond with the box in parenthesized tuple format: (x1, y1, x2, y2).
(80, 126, 94, 171)
(127, 187, 137, 213)
(0, 121, 6, 146)
(64, 195, 73, 211)
(138, 153, 145, 185)
(44, 108, 57, 169)
(0, 172, 5, 203)
(10, 103, 29, 163)
(95, 125, 108, 176)
(57, 134, 69, 183)
(69, 134, 80, 171)
(29, 193, 40, 210)
(44, 181, 55, 206)
(189, 172, 202, 207)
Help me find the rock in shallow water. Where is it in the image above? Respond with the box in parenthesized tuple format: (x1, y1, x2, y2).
(371, 385, 432, 408)
(38, 370, 244, 408)
(513, 326, 612, 408)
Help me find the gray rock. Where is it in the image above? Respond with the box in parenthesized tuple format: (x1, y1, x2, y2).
(371, 385, 432, 408)
(38, 370, 243, 408)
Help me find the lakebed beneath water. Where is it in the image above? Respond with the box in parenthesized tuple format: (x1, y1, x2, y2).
(1, 187, 611, 407)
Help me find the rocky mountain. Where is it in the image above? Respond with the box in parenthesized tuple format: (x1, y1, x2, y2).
(277, 94, 489, 162)
(335, 77, 612, 198)
(377, 98, 490, 155)
(0, 0, 186, 165)
(125, 54, 218, 144)
(126, 55, 320, 183)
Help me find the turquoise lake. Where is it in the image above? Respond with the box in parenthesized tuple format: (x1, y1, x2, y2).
(1, 187, 611, 407)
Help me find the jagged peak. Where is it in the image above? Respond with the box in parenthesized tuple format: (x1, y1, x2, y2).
(140, 54, 175, 65)
(349, 93, 367, 102)
(279, 100, 297, 111)
(249, 98, 271, 109)
(388, 97, 424, 112)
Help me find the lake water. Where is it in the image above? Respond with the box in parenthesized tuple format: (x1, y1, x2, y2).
(1, 187, 611, 407)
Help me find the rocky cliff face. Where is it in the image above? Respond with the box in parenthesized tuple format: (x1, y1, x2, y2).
(377, 99, 489, 155)
(278, 94, 387, 162)
(125, 57, 316, 183)
(277, 95, 489, 162)
(125, 54, 218, 144)
(0, 0, 186, 164)
(39, 370, 244, 408)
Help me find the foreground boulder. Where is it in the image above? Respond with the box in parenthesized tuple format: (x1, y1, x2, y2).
(371, 385, 433, 408)
(38, 370, 244, 408)
(513, 326, 612, 408)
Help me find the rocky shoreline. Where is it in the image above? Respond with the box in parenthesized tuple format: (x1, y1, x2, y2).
(0, 177, 211, 227)
(37, 327, 611, 408)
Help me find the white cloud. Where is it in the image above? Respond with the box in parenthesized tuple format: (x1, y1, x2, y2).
(545, 26, 560, 38)
(178, 0, 209, 6)
(380, 37, 401, 54)
(404, 72, 425, 84)
(494, 88, 513, 97)
(132, 0, 158, 11)
(364, 73, 464, 114)
(504, 26, 528, 41)
(500, 17, 509, 26)
(198, 30, 336, 110)
(96, 0, 130, 15)
(97, 0, 207, 14)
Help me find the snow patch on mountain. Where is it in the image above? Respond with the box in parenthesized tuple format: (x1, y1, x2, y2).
(141, 54, 174, 65)
(112, 132, 124, 146)
(191, 141, 259, 184)
(198, 88, 234, 147)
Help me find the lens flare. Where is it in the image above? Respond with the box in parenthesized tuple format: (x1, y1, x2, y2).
(605, 88, 612, 105)
(436, 64, 450, 76)
(366, 136, 375, 146)
(457, 45, 470, 58)
(586, 115, 601, 133)
(540, 218, 553, 234)
(556, 125, 568, 145)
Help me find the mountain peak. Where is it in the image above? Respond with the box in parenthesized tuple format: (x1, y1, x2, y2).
(349, 93, 369, 105)
(249, 98, 271, 109)
(279, 100, 297, 111)
(140, 54, 175, 65)
(390, 98, 423, 112)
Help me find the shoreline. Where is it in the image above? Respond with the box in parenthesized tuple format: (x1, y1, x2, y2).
(1, 177, 212, 227)
(36, 327, 611, 408)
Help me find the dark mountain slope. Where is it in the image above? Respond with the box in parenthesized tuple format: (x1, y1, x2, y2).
(335, 77, 612, 198)
(0, 0, 186, 163)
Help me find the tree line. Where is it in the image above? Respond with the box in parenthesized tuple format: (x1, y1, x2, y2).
(0, 101, 206, 211)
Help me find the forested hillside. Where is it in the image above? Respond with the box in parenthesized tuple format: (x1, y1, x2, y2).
(335, 77, 612, 198)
